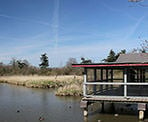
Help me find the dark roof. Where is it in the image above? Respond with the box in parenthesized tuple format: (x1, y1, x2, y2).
(116, 53, 148, 63)
(72, 53, 148, 68)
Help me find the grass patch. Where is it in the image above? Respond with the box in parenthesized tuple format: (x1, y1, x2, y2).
(27, 80, 64, 88)
(56, 82, 83, 96)
(0, 75, 83, 96)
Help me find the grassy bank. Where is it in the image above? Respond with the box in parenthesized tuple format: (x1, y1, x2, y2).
(0, 75, 83, 96)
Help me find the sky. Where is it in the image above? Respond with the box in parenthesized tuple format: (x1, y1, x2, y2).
(0, 0, 148, 67)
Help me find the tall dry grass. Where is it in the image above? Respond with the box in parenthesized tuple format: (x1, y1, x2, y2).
(0, 75, 83, 96)
(56, 84, 82, 96)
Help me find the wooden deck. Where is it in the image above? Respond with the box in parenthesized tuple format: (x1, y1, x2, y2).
(73, 62, 148, 119)
(82, 96, 148, 103)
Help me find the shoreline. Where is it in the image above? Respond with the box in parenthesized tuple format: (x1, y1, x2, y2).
(0, 75, 83, 96)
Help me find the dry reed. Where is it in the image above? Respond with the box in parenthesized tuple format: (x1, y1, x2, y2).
(0, 75, 83, 96)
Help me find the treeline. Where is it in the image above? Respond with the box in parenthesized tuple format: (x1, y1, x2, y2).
(0, 40, 147, 76)
(102, 40, 148, 62)
(0, 49, 126, 76)
(0, 57, 82, 76)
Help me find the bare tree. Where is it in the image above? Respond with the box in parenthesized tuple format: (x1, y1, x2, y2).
(140, 40, 148, 52)
(128, 0, 142, 2)
(66, 58, 77, 67)
(128, 0, 148, 7)
(81, 57, 92, 64)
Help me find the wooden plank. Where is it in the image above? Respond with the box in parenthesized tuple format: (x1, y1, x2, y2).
(138, 103, 146, 111)
(85, 82, 148, 85)
(80, 100, 88, 108)
(82, 96, 148, 103)
(72, 63, 148, 68)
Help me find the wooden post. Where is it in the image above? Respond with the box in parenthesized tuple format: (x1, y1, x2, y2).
(143, 69, 145, 82)
(100, 69, 103, 92)
(84, 108, 88, 116)
(83, 68, 87, 96)
(138, 103, 146, 120)
(137, 69, 141, 89)
(80, 100, 88, 117)
(140, 69, 143, 89)
(106, 69, 108, 90)
(139, 111, 144, 120)
(111, 69, 113, 89)
(111, 103, 115, 113)
(93, 68, 97, 95)
(137, 69, 139, 82)
(124, 69, 127, 98)
(140, 69, 143, 83)
(101, 102, 104, 113)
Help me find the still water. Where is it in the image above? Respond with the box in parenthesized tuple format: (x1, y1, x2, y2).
(0, 84, 140, 122)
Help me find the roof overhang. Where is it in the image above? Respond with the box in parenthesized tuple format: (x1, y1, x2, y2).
(72, 63, 148, 68)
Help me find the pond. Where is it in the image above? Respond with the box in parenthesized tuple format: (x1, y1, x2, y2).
(0, 84, 139, 122)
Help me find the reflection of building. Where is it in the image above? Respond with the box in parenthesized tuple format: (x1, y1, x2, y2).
(72, 53, 148, 120)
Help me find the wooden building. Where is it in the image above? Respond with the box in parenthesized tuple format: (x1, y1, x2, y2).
(72, 53, 148, 120)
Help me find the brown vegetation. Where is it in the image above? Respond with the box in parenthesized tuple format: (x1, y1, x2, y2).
(0, 57, 83, 96)
(0, 75, 83, 96)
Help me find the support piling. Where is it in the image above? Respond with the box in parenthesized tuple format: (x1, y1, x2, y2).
(138, 103, 146, 120)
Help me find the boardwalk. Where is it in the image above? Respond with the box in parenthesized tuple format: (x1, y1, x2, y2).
(82, 96, 148, 103)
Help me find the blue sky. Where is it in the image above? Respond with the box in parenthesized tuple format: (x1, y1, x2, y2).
(0, 0, 148, 67)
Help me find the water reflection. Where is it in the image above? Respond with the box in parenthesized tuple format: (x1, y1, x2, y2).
(0, 84, 141, 122)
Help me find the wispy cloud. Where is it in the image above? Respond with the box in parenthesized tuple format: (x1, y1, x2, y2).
(52, 0, 60, 60)
(0, 35, 137, 67)
(0, 13, 50, 26)
(102, 2, 123, 13)
(0, 35, 20, 41)
(47, 40, 130, 67)
(123, 15, 145, 40)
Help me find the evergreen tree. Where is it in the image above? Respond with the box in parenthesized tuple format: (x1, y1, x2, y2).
(39, 53, 49, 69)
(116, 49, 126, 59)
(103, 49, 126, 62)
(103, 49, 116, 62)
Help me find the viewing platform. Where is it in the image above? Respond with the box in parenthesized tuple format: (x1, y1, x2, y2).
(72, 53, 148, 120)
